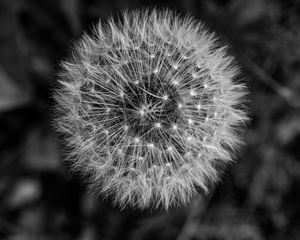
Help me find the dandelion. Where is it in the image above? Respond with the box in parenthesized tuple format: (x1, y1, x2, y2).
(53, 9, 248, 210)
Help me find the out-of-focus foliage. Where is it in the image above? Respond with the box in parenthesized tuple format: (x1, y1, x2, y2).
(0, 0, 299, 240)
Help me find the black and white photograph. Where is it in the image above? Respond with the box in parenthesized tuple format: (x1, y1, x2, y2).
(0, 0, 299, 239)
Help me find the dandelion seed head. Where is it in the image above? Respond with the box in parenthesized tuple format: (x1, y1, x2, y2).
(53, 9, 248, 210)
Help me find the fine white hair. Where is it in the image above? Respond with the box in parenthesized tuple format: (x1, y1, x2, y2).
(54, 8, 248, 210)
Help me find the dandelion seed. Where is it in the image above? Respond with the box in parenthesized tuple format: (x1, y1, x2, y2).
(172, 64, 179, 70)
(53, 9, 248, 210)
(147, 143, 154, 148)
(185, 151, 192, 157)
(139, 109, 145, 116)
(172, 80, 179, 86)
(162, 95, 169, 101)
(190, 90, 196, 96)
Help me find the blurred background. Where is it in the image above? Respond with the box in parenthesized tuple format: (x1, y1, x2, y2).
(0, 0, 300, 239)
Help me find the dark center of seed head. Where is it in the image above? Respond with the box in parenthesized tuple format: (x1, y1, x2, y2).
(119, 77, 182, 143)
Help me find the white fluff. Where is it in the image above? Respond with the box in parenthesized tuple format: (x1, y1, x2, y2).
(54, 9, 248, 210)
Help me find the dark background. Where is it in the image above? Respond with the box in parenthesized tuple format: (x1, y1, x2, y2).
(0, 0, 300, 239)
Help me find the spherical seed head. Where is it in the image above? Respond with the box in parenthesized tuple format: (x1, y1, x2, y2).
(53, 9, 248, 210)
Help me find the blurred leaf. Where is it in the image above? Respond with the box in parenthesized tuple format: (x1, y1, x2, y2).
(277, 114, 300, 145)
(7, 179, 41, 208)
(230, 0, 269, 26)
(23, 130, 61, 172)
(0, 66, 31, 112)
(60, 0, 81, 36)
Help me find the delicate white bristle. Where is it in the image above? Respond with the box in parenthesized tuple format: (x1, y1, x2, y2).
(54, 8, 248, 210)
